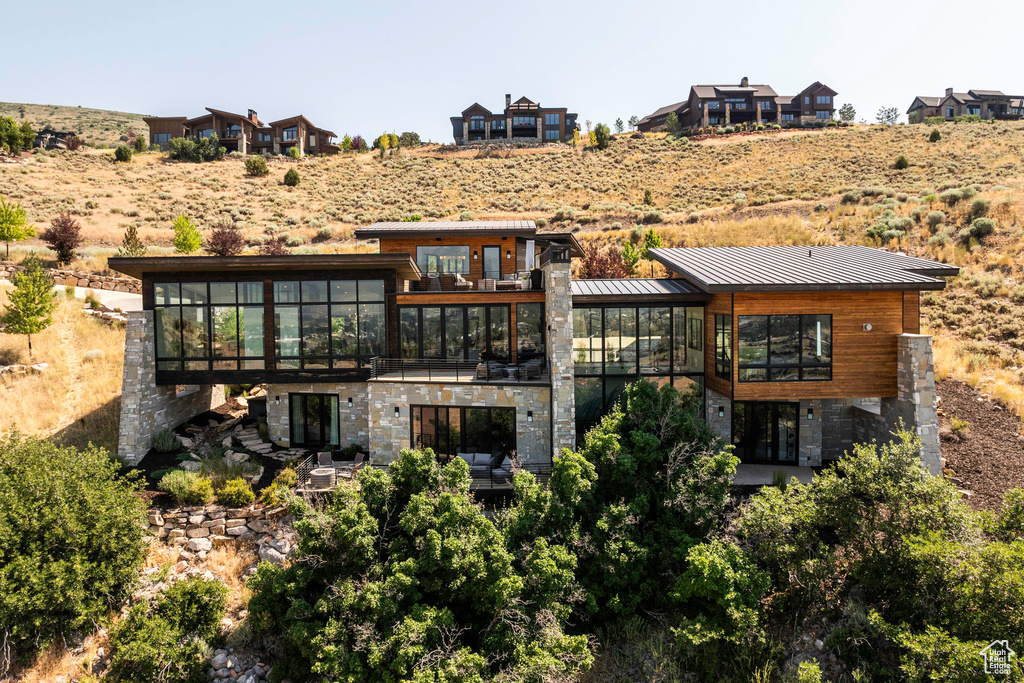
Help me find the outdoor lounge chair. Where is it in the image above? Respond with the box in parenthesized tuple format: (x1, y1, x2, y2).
(338, 452, 365, 478)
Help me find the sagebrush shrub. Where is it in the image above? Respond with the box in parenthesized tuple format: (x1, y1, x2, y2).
(217, 477, 254, 507)
(894, 155, 909, 170)
(114, 145, 132, 162)
(283, 168, 300, 187)
(929, 129, 941, 143)
(244, 155, 269, 177)
(925, 210, 946, 229)
(158, 470, 215, 506)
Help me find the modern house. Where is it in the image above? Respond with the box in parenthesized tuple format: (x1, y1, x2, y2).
(907, 88, 1024, 122)
(636, 78, 837, 132)
(451, 95, 579, 145)
(143, 108, 339, 156)
(33, 128, 77, 150)
(110, 228, 957, 483)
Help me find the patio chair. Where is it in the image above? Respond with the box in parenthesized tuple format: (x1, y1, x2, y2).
(521, 359, 543, 380)
(317, 451, 334, 467)
(338, 452, 365, 479)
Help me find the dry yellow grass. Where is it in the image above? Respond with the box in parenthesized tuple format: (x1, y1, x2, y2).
(0, 287, 125, 452)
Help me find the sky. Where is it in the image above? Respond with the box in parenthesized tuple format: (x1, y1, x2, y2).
(3, 0, 1024, 142)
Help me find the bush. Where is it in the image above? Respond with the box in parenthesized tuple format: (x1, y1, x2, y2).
(40, 212, 84, 266)
(732, 192, 748, 209)
(959, 217, 996, 243)
(283, 168, 300, 187)
(158, 469, 215, 506)
(459, 210, 474, 221)
(260, 467, 298, 506)
(217, 477, 255, 507)
(168, 135, 225, 163)
(1010, 284, 1024, 303)
(157, 577, 229, 642)
(841, 190, 861, 204)
(286, 146, 301, 159)
(115, 144, 133, 162)
(925, 210, 946, 229)
(244, 155, 269, 177)
(928, 232, 949, 246)
(893, 155, 909, 170)
(153, 428, 179, 453)
(939, 189, 963, 206)
(594, 122, 611, 149)
(929, 129, 941, 143)
(133, 136, 147, 153)
(0, 435, 146, 665)
(204, 222, 245, 256)
(970, 197, 990, 217)
(172, 214, 202, 255)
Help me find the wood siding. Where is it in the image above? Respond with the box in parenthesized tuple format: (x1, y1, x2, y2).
(379, 236, 520, 286)
(707, 290, 913, 401)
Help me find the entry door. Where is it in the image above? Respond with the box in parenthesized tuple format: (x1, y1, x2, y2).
(483, 246, 500, 280)
(290, 394, 339, 447)
(733, 402, 798, 463)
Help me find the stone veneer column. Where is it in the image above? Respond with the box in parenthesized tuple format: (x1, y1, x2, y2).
(535, 115, 542, 141)
(755, 105, 762, 125)
(545, 258, 575, 454)
(118, 311, 226, 464)
(724, 103, 731, 126)
(506, 116, 512, 140)
(798, 399, 823, 467)
(896, 334, 941, 475)
(462, 121, 469, 144)
(704, 388, 731, 445)
(485, 120, 491, 140)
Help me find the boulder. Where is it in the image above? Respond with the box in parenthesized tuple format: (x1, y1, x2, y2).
(247, 519, 272, 534)
(180, 460, 201, 472)
(175, 435, 194, 449)
(186, 537, 212, 552)
(188, 514, 206, 525)
(225, 525, 249, 536)
(258, 544, 287, 565)
(631, 131, 645, 139)
(186, 527, 210, 539)
(209, 524, 226, 536)
(148, 511, 164, 526)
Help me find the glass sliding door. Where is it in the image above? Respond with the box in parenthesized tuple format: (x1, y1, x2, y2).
(289, 394, 339, 448)
(732, 402, 799, 464)
(483, 246, 500, 280)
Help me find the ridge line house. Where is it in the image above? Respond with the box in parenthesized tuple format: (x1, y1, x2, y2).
(907, 88, 1024, 122)
(451, 95, 579, 145)
(143, 107, 339, 156)
(636, 78, 837, 132)
(109, 230, 957, 484)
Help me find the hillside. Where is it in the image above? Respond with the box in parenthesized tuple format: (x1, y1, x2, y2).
(0, 101, 148, 148)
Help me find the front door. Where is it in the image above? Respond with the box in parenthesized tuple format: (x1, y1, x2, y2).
(732, 401, 798, 464)
(289, 394, 339, 447)
(483, 246, 500, 280)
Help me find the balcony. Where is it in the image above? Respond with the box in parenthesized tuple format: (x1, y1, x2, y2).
(369, 357, 549, 384)
(403, 271, 543, 293)
(221, 129, 244, 139)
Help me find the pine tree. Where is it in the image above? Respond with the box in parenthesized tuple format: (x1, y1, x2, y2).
(0, 256, 57, 357)
(172, 215, 202, 255)
(117, 225, 147, 257)
(628, 115, 639, 131)
(0, 196, 35, 260)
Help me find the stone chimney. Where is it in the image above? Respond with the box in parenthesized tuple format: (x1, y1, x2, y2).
(248, 109, 259, 124)
(741, 76, 749, 87)
(945, 87, 953, 97)
(505, 93, 511, 110)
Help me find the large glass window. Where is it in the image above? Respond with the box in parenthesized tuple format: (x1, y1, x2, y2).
(715, 314, 731, 380)
(412, 406, 515, 459)
(732, 402, 798, 463)
(513, 116, 537, 127)
(545, 113, 560, 126)
(737, 314, 831, 382)
(516, 303, 545, 360)
(274, 279, 385, 370)
(604, 308, 637, 374)
(545, 130, 559, 140)
(706, 101, 721, 110)
(289, 394, 339, 447)
(815, 95, 831, 105)
(153, 133, 171, 144)
(399, 305, 515, 362)
(573, 308, 603, 375)
(282, 126, 298, 141)
(154, 281, 263, 372)
(416, 245, 470, 274)
(469, 116, 485, 131)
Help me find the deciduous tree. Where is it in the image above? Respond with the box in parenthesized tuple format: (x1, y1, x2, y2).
(0, 256, 57, 356)
(0, 196, 35, 259)
(876, 106, 899, 125)
(628, 115, 639, 131)
(40, 212, 84, 266)
(204, 222, 245, 256)
(614, 118, 624, 134)
(172, 214, 201, 254)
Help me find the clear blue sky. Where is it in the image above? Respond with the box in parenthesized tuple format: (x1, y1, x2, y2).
(4, 0, 1023, 141)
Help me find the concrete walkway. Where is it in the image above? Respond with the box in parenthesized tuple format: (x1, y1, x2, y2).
(733, 463, 816, 486)
(0, 278, 143, 312)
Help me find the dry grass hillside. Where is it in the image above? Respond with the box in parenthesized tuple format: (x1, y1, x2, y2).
(3, 119, 1024, 438)
(0, 101, 149, 148)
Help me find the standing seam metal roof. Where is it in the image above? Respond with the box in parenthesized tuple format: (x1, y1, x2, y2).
(571, 278, 707, 298)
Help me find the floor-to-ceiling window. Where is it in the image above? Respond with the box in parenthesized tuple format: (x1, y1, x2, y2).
(411, 406, 515, 459)
(399, 304, 516, 362)
(573, 304, 705, 435)
(731, 402, 798, 463)
(289, 393, 339, 447)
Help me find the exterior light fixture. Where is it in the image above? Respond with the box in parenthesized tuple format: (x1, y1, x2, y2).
(807, 408, 814, 420)
(473, 250, 478, 259)
(506, 249, 511, 259)
(717, 406, 725, 418)
(275, 396, 280, 405)
(527, 411, 533, 422)
(348, 397, 353, 406)
(394, 406, 400, 417)
(863, 323, 873, 332)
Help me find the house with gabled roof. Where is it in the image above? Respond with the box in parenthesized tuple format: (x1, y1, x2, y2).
(451, 94, 578, 144)
(144, 107, 339, 156)
(637, 77, 837, 132)
(908, 87, 1024, 122)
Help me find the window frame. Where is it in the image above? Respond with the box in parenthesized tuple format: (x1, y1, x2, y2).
(737, 314, 832, 382)
(399, 304, 514, 362)
(416, 245, 471, 275)
(714, 313, 731, 381)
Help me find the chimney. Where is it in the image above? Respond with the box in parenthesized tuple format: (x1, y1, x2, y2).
(506, 93, 511, 110)
(741, 76, 749, 87)
(248, 109, 258, 123)
(945, 88, 953, 97)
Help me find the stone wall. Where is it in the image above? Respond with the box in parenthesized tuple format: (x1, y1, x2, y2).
(118, 310, 225, 464)
(148, 503, 295, 564)
(545, 258, 575, 454)
(367, 382, 552, 465)
(705, 388, 731, 444)
(265, 381, 370, 448)
(0, 261, 141, 294)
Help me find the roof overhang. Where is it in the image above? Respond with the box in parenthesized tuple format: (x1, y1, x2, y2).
(534, 231, 584, 258)
(108, 254, 421, 281)
(354, 221, 538, 240)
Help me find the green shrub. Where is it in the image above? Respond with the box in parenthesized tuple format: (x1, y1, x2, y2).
(929, 129, 941, 143)
(260, 467, 298, 506)
(158, 469, 215, 506)
(841, 190, 861, 204)
(970, 197, 990, 217)
(925, 210, 946, 229)
(153, 428, 179, 453)
(1010, 284, 1024, 303)
(459, 210, 474, 221)
(157, 577, 228, 642)
(928, 232, 949, 246)
(244, 155, 269, 177)
(893, 155, 909, 170)
(813, 202, 827, 212)
(217, 477, 255, 507)
(797, 661, 823, 683)
(168, 135, 225, 162)
(133, 136, 147, 153)
(959, 217, 996, 243)
(925, 116, 945, 126)
(283, 168, 300, 187)
(114, 145, 133, 162)
(999, 488, 1024, 539)
(0, 435, 146, 665)
(732, 192, 748, 209)
(940, 189, 963, 206)
(287, 146, 301, 159)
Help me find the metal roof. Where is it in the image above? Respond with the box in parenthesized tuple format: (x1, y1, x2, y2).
(355, 221, 537, 238)
(649, 246, 959, 293)
(108, 253, 421, 281)
(572, 278, 709, 301)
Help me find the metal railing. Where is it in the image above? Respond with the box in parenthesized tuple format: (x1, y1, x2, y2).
(369, 357, 547, 383)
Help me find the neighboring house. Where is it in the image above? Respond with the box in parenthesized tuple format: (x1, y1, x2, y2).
(451, 94, 579, 145)
(907, 88, 1024, 122)
(33, 128, 77, 150)
(143, 107, 339, 156)
(109, 232, 956, 484)
(636, 78, 837, 132)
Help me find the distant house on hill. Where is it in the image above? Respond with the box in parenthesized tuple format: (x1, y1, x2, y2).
(143, 107, 339, 156)
(636, 77, 837, 132)
(33, 127, 77, 150)
(450, 94, 579, 145)
(907, 88, 1024, 122)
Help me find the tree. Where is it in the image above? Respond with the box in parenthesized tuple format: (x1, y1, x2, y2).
(0, 196, 35, 259)
(838, 103, 856, 122)
(114, 145, 133, 162)
(204, 222, 245, 256)
(929, 129, 942, 143)
(0, 435, 147, 672)
(574, 243, 631, 279)
(168, 134, 225, 162)
(571, 128, 581, 149)
(0, 117, 35, 155)
(132, 135, 147, 153)
(628, 115, 639, 131)
(614, 118, 624, 134)
(664, 112, 680, 134)
(172, 215, 202, 255)
(244, 155, 269, 177)
(398, 131, 421, 147)
(283, 168, 301, 187)
(640, 225, 662, 260)
(341, 134, 352, 152)
(593, 123, 611, 150)
(907, 112, 919, 124)
(876, 106, 899, 125)
(117, 224, 147, 257)
(258, 235, 289, 255)
(585, 119, 592, 135)
(0, 256, 57, 356)
(40, 212, 83, 266)
(622, 241, 640, 274)
(351, 135, 366, 151)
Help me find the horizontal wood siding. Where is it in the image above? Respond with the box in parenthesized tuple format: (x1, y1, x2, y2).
(704, 293, 732, 399)
(902, 290, 920, 334)
(730, 291, 905, 401)
(379, 236, 519, 285)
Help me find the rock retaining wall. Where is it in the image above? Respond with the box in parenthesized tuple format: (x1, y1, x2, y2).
(0, 261, 141, 294)
(148, 503, 296, 565)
